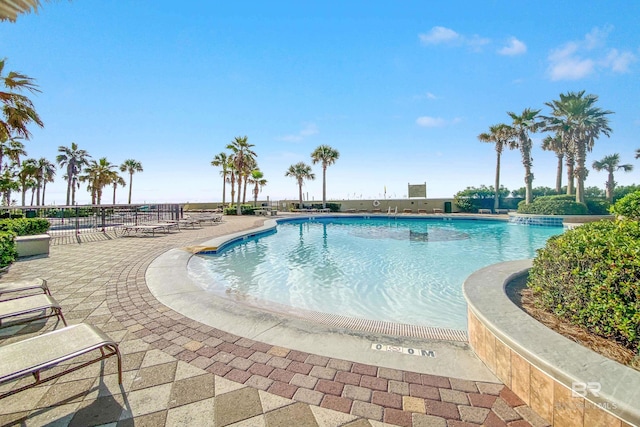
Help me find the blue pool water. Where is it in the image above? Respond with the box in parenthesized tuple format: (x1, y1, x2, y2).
(188, 217, 562, 331)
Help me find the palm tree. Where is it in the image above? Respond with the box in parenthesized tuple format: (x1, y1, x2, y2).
(226, 136, 256, 215)
(39, 158, 55, 205)
(0, 1, 53, 21)
(57, 142, 91, 205)
(0, 58, 43, 140)
(311, 145, 340, 209)
(285, 162, 315, 209)
(635, 149, 640, 160)
(111, 174, 126, 204)
(0, 133, 26, 176)
(592, 154, 633, 203)
(80, 158, 117, 205)
(17, 158, 37, 206)
(478, 124, 514, 211)
(508, 108, 542, 204)
(34, 157, 55, 205)
(541, 134, 566, 194)
(0, 167, 19, 205)
(119, 159, 143, 204)
(242, 156, 257, 204)
(544, 91, 613, 204)
(249, 169, 267, 206)
(211, 152, 230, 205)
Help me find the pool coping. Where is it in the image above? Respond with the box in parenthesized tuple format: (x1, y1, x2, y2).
(146, 216, 501, 382)
(463, 259, 640, 425)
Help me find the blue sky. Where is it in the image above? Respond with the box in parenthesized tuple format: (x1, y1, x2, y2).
(1, 1, 639, 204)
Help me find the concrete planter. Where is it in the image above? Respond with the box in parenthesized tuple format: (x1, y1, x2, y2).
(15, 234, 50, 258)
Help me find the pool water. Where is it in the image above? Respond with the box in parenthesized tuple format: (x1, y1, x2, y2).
(188, 217, 562, 331)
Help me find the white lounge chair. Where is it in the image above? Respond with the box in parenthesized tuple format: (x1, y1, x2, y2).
(0, 278, 50, 301)
(0, 294, 67, 328)
(0, 323, 122, 399)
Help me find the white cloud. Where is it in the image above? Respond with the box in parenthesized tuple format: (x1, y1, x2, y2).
(467, 35, 491, 52)
(426, 92, 437, 99)
(603, 49, 636, 72)
(416, 116, 445, 127)
(498, 37, 527, 56)
(547, 26, 635, 80)
(277, 123, 319, 142)
(419, 26, 461, 45)
(419, 26, 492, 52)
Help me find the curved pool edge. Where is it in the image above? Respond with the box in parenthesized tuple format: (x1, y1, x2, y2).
(463, 259, 640, 426)
(145, 244, 499, 383)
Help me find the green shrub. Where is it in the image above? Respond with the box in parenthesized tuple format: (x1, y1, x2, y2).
(611, 190, 640, 220)
(517, 197, 588, 215)
(585, 198, 611, 215)
(528, 220, 640, 351)
(0, 231, 17, 268)
(0, 218, 50, 236)
(223, 205, 256, 215)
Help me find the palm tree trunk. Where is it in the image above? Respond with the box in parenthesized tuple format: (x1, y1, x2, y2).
(36, 180, 41, 205)
(230, 172, 235, 206)
(242, 175, 248, 204)
(575, 142, 587, 204)
(606, 171, 614, 203)
(128, 173, 133, 204)
(521, 142, 533, 204)
(322, 166, 327, 209)
(113, 184, 117, 204)
(494, 151, 501, 211)
(298, 181, 303, 208)
(30, 188, 35, 206)
(42, 182, 47, 205)
(222, 173, 226, 205)
(66, 178, 71, 205)
(253, 183, 259, 206)
(236, 178, 242, 215)
(566, 156, 575, 195)
(555, 154, 563, 194)
(21, 189, 26, 206)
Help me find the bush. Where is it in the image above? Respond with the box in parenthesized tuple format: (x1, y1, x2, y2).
(528, 220, 640, 351)
(223, 205, 256, 215)
(585, 198, 611, 215)
(517, 195, 588, 215)
(611, 190, 640, 220)
(0, 218, 50, 236)
(0, 231, 17, 269)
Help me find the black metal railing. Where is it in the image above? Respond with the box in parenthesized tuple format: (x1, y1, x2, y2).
(0, 204, 184, 243)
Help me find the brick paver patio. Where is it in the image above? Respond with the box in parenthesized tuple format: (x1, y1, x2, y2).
(0, 216, 549, 426)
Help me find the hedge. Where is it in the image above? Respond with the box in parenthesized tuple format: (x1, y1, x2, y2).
(223, 205, 256, 215)
(610, 190, 640, 220)
(0, 218, 50, 236)
(0, 218, 51, 269)
(528, 219, 640, 351)
(0, 231, 17, 269)
(517, 196, 588, 215)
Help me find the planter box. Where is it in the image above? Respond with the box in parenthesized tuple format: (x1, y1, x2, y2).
(15, 234, 50, 258)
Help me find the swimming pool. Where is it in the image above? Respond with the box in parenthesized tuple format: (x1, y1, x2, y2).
(188, 217, 562, 331)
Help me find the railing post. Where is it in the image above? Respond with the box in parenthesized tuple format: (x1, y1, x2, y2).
(100, 207, 106, 232)
(75, 204, 80, 239)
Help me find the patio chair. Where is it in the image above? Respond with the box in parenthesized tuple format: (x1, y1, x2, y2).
(0, 294, 67, 328)
(0, 323, 122, 399)
(0, 278, 50, 301)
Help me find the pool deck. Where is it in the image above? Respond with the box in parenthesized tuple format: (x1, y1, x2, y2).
(0, 214, 547, 426)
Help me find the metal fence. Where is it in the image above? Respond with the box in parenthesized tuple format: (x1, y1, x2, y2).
(1, 204, 184, 244)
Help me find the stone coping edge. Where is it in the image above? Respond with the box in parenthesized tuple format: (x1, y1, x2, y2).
(463, 259, 640, 425)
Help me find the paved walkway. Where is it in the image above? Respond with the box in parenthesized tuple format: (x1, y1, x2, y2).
(0, 216, 548, 426)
